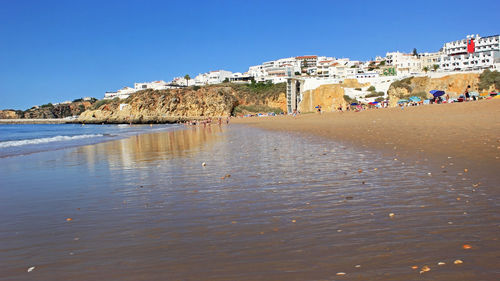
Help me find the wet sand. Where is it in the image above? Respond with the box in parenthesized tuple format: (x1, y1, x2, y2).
(1, 113, 499, 280)
(234, 99, 500, 184)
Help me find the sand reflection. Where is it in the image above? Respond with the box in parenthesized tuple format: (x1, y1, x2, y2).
(74, 126, 225, 170)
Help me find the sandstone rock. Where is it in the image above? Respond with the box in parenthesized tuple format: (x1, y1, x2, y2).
(0, 110, 23, 119)
(388, 73, 482, 106)
(79, 86, 238, 124)
(298, 79, 369, 113)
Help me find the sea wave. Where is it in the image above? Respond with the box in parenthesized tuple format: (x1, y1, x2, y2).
(0, 134, 104, 148)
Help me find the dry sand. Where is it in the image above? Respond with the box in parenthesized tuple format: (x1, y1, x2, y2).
(233, 99, 500, 183)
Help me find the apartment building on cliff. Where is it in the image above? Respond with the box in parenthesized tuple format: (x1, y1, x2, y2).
(439, 34, 500, 71)
(193, 70, 233, 85)
(385, 51, 422, 74)
(104, 87, 136, 100)
(104, 80, 184, 100)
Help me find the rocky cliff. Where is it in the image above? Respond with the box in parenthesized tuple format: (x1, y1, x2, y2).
(387, 73, 481, 106)
(78, 83, 286, 124)
(299, 79, 369, 112)
(0, 110, 24, 119)
(0, 100, 96, 119)
(24, 101, 95, 119)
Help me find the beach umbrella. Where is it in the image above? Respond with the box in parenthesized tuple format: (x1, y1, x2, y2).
(409, 96, 421, 102)
(480, 92, 489, 97)
(430, 90, 445, 97)
(350, 103, 358, 106)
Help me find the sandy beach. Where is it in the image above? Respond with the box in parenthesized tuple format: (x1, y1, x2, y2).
(1, 102, 499, 280)
(234, 99, 500, 183)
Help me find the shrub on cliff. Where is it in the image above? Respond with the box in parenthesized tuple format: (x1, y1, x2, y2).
(479, 69, 500, 91)
(390, 77, 413, 92)
(365, 91, 384, 98)
(343, 95, 358, 104)
(92, 99, 114, 110)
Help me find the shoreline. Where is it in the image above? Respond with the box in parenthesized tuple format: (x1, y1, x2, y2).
(0, 118, 74, 124)
(0, 123, 186, 159)
(0, 116, 227, 125)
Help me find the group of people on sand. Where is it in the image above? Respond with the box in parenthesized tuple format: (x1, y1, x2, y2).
(184, 117, 230, 127)
(432, 85, 479, 104)
(291, 84, 493, 117)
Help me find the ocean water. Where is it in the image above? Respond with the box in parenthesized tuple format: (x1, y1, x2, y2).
(0, 124, 180, 158)
(0, 125, 498, 280)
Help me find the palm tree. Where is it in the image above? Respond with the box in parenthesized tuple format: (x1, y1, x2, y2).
(423, 66, 429, 73)
(184, 74, 191, 86)
(432, 64, 439, 72)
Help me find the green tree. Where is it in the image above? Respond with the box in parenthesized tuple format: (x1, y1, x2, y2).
(432, 64, 439, 71)
(184, 74, 191, 86)
(478, 69, 500, 91)
(423, 66, 429, 73)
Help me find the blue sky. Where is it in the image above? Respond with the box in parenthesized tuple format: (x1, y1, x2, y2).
(1, 0, 498, 110)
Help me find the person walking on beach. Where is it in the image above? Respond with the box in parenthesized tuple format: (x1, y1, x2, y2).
(464, 85, 471, 101)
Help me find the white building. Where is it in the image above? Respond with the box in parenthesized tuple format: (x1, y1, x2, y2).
(246, 57, 301, 82)
(194, 70, 233, 85)
(229, 72, 253, 83)
(104, 87, 137, 100)
(194, 72, 210, 86)
(296, 55, 318, 72)
(317, 59, 335, 78)
(439, 34, 500, 71)
(248, 64, 266, 78)
(419, 52, 442, 71)
(134, 80, 170, 90)
(385, 51, 422, 74)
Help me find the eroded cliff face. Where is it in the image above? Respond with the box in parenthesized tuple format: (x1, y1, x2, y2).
(265, 93, 287, 113)
(0, 110, 23, 119)
(24, 101, 94, 119)
(299, 79, 369, 112)
(388, 73, 481, 106)
(79, 87, 238, 123)
(300, 84, 347, 113)
(78, 83, 288, 123)
(0, 101, 95, 119)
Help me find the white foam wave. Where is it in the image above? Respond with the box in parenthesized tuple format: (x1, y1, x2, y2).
(0, 134, 104, 148)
